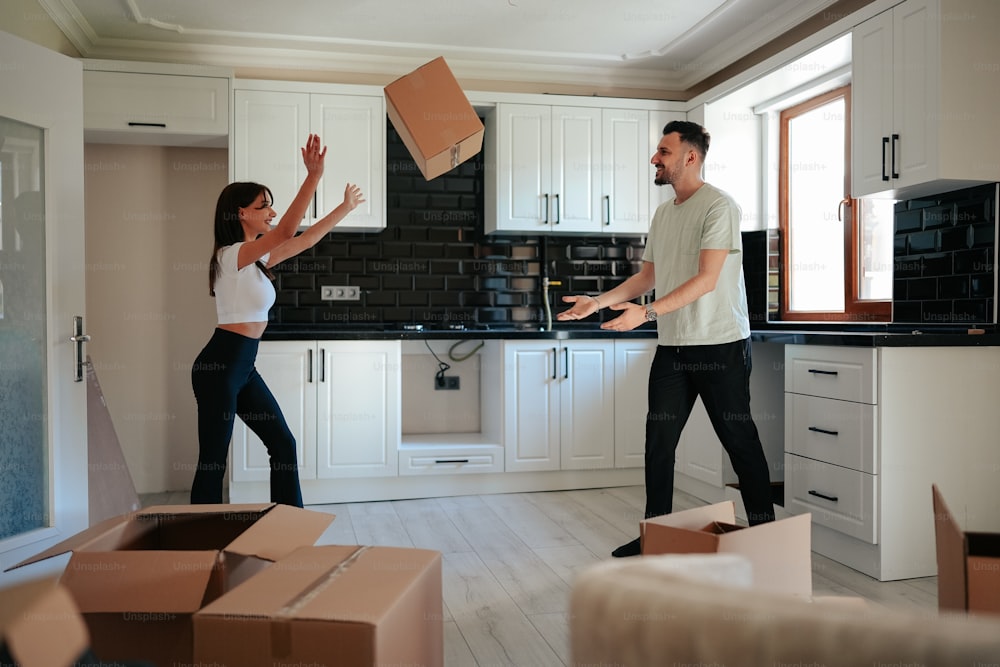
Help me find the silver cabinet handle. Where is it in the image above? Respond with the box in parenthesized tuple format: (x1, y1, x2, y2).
(69, 315, 91, 383)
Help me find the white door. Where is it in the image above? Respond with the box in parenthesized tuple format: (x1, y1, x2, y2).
(231, 341, 316, 483)
(614, 340, 655, 468)
(892, 0, 936, 190)
(503, 341, 560, 472)
(312, 94, 385, 231)
(317, 341, 400, 478)
(497, 104, 551, 232)
(602, 108, 649, 234)
(551, 106, 601, 232)
(680, 397, 725, 486)
(560, 341, 615, 470)
(0, 32, 87, 585)
(233, 90, 311, 224)
(851, 10, 895, 197)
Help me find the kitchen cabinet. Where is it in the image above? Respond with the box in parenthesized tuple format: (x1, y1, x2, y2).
(502, 340, 615, 472)
(851, 0, 1000, 199)
(231, 340, 400, 484)
(233, 84, 385, 231)
(486, 103, 649, 235)
(82, 61, 230, 147)
(782, 343, 1000, 581)
(613, 339, 656, 468)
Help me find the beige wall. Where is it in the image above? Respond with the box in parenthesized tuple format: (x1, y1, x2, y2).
(0, 0, 79, 56)
(84, 144, 225, 493)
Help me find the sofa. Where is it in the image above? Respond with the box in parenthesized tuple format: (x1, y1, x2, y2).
(570, 553, 1000, 667)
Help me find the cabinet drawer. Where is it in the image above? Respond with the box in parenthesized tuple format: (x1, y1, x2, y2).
(784, 454, 877, 544)
(84, 70, 229, 137)
(785, 345, 877, 403)
(398, 445, 504, 476)
(785, 394, 877, 473)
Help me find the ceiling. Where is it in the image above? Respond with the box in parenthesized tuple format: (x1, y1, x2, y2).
(39, 0, 857, 97)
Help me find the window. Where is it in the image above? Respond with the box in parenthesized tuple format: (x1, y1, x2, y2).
(778, 85, 892, 321)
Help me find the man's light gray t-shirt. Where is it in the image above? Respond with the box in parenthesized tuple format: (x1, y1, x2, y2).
(641, 183, 750, 346)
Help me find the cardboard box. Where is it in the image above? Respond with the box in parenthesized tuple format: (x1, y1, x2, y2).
(385, 56, 484, 180)
(6, 504, 335, 667)
(933, 484, 1000, 615)
(0, 578, 89, 667)
(194, 544, 443, 667)
(640, 501, 812, 597)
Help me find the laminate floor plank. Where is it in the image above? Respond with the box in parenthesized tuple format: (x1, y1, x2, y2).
(524, 491, 633, 559)
(531, 545, 603, 586)
(480, 492, 579, 549)
(391, 497, 474, 554)
(527, 611, 572, 666)
(347, 500, 415, 548)
(310, 503, 358, 545)
(436, 495, 572, 616)
(443, 550, 564, 667)
(443, 620, 477, 667)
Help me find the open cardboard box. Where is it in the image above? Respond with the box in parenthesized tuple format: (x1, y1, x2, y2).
(933, 484, 1000, 615)
(194, 544, 443, 667)
(6, 503, 335, 667)
(641, 500, 813, 597)
(385, 56, 484, 181)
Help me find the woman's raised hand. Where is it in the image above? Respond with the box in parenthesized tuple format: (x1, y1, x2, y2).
(301, 134, 327, 177)
(343, 183, 366, 210)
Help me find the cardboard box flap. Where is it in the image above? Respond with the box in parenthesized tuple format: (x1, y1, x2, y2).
(225, 504, 335, 562)
(715, 513, 813, 595)
(641, 502, 736, 532)
(60, 550, 219, 613)
(641, 524, 722, 554)
(933, 484, 971, 611)
(6, 512, 135, 571)
(137, 502, 274, 517)
(0, 578, 89, 667)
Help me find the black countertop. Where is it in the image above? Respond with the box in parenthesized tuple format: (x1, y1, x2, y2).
(263, 322, 1000, 346)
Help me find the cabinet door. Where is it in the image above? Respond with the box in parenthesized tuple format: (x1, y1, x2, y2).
(679, 397, 725, 486)
(233, 90, 311, 224)
(648, 110, 683, 215)
(891, 0, 937, 190)
(311, 94, 385, 230)
(496, 104, 552, 232)
(613, 340, 655, 468)
(503, 342, 560, 472)
(851, 9, 895, 197)
(561, 341, 615, 469)
(551, 106, 602, 232)
(602, 108, 650, 234)
(316, 341, 400, 478)
(231, 342, 315, 482)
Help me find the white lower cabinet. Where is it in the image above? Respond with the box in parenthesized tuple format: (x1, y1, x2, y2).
(231, 340, 400, 483)
(783, 344, 1000, 581)
(502, 340, 616, 472)
(613, 340, 656, 468)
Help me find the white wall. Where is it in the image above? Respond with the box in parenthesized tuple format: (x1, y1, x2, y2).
(84, 144, 224, 493)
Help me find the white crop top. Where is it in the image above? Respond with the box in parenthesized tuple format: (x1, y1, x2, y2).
(214, 243, 276, 324)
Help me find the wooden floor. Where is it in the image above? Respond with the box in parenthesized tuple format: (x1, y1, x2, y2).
(143, 486, 939, 666)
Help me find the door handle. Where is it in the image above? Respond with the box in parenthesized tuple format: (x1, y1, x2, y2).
(552, 347, 557, 379)
(319, 348, 325, 383)
(563, 347, 569, 379)
(69, 315, 91, 383)
(890, 133, 900, 179)
(808, 489, 839, 503)
(604, 195, 611, 225)
(808, 426, 839, 436)
(307, 348, 314, 383)
(542, 194, 549, 224)
(881, 136, 889, 181)
(553, 193, 560, 224)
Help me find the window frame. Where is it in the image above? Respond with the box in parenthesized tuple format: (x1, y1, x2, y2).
(777, 84, 891, 322)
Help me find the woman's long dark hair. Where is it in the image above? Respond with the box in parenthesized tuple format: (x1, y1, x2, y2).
(209, 182, 276, 296)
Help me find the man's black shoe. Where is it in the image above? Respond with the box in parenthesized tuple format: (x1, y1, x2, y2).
(611, 537, 641, 558)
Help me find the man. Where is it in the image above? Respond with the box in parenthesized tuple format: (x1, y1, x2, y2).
(558, 120, 774, 557)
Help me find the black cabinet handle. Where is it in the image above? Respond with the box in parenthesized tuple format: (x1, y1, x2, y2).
(808, 426, 839, 436)
(881, 136, 889, 181)
(553, 194, 560, 224)
(435, 459, 470, 464)
(552, 347, 558, 379)
(563, 347, 569, 379)
(808, 489, 839, 503)
(604, 195, 611, 225)
(128, 121, 166, 128)
(542, 193, 549, 224)
(807, 369, 838, 376)
(891, 133, 900, 179)
(307, 348, 313, 383)
(319, 348, 325, 383)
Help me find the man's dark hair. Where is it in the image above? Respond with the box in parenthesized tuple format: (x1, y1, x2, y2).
(662, 120, 710, 160)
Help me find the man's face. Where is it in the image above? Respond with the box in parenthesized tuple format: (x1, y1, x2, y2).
(650, 132, 691, 186)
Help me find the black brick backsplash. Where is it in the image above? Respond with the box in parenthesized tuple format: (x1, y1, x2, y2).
(892, 183, 997, 325)
(269, 121, 646, 329)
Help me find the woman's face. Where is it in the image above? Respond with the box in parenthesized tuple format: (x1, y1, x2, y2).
(239, 191, 276, 238)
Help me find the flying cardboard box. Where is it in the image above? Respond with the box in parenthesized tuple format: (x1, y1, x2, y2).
(385, 56, 484, 180)
(194, 544, 443, 667)
(0, 578, 89, 667)
(933, 484, 1000, 615)
(641, 501, 812, 597)
(6, 504, 335, 667)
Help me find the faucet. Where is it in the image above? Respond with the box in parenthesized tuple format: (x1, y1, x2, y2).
(542, 277, 562, 331)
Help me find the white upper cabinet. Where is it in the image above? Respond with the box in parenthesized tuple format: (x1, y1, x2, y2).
(82, 62, 230, 147)
(851, 0, 1000, 199)
(487, 102, 655, 235)
(233, 84, 385, 231)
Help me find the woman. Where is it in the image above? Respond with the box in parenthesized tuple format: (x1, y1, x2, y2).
(191, 134, 364, 506)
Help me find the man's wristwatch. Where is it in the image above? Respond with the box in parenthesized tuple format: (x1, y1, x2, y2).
(644, 303, 658, 322)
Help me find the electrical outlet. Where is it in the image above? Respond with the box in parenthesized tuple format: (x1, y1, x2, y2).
(434, 376, 460, 390)
(320, 285, 360, 301)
